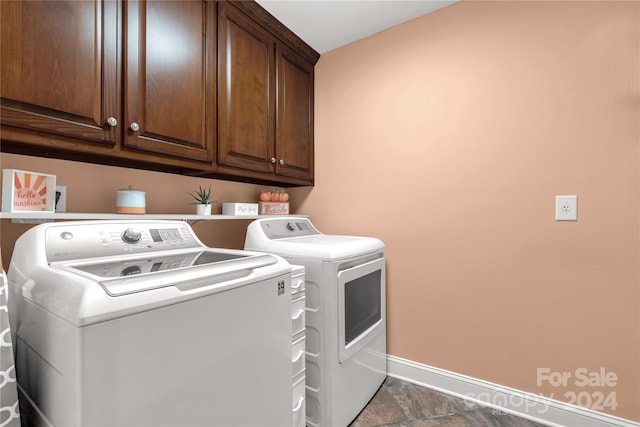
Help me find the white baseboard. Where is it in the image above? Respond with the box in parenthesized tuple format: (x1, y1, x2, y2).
(386, 355, 639, 427)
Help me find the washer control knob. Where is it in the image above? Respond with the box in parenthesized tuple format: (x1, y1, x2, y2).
(121, 265, 142, 276)
(121, 228, 142, 244)
(286, 222, 295, 232)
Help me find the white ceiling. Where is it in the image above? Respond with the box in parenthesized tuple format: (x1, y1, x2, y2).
(256, 0, 458, 54)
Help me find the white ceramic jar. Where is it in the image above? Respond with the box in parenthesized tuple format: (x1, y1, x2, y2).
(116, 186, 146, 214)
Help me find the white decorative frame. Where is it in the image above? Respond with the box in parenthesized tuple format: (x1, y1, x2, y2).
(2, 169, 56, 213)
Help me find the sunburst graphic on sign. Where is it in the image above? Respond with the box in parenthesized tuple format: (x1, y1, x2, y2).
(13, 171, 49, 211)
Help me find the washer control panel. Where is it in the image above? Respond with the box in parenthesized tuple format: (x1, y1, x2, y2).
(259, 218, 320, 239)
(45, 221, 200, 263)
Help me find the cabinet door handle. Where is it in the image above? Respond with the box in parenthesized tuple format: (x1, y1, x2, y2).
(130, 122, 140, 132)
(279, 159, 285, 166)
(106, 117, 117, 127)
(270, 157, 276, 164)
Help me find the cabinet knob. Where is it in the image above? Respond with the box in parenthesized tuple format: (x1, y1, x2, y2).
(271, 157, 276, 164)
(106, 117, 117, 127)
(130, 122, 140, 132)
(279, 159, 285, 166)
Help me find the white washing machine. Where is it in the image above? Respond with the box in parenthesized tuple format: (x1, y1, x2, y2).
(7, 220, 294, 427)
(245, 218, 386, 427)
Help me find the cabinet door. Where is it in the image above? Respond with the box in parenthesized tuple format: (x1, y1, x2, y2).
(217, 2, 275, 174)
(0, 0, 118, 147)
(276, 45, 314, 183)
(124, 0, 215, 163)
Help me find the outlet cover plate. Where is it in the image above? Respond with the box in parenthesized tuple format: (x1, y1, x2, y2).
(55, 185, 67, 213)
(555, 195, 577, 221)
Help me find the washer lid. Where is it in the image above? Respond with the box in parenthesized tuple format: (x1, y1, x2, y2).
(69, 250, 248, 279)
(60, 250, 278, 296)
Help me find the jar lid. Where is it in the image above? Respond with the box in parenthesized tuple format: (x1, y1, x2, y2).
(118, 185, 145, 194)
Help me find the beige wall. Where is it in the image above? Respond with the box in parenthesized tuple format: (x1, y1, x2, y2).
(0, 153, 274, 267)
(1, 0, 638, 422)
(292, 0, 640, 421)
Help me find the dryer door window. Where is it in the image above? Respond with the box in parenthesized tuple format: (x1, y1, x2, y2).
(337, 256, 385, 363)
(344, 270, 381, 345)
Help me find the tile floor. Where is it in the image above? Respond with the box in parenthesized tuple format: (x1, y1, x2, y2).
(349, 377, 549, 427)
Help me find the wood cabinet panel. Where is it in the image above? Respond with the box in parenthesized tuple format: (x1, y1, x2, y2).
(276, 45, 314, 182)
(124, 0, 215, 162)
(0, 0, 118, 146)
(217, 2, 275, 174)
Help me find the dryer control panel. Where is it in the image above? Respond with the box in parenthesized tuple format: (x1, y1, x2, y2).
(259, 218, 320, 239)
(45, 221, 201, 262)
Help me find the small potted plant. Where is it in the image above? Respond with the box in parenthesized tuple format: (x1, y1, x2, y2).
(188, 184, 218, 215)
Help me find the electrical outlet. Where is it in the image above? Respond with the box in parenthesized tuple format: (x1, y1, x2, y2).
(55, 185, 67, 212)
(555, 195, 577, 221)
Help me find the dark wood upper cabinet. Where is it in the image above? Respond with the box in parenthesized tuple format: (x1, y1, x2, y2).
(217, 1, 316, 185)
(124, 0, 216, 163)
(1, 0, 318, 186)
(276, 45, 314, 182)
(217, 1, 275, 174)
(0, 0, 119, 148)
(1, 0, 216, 168)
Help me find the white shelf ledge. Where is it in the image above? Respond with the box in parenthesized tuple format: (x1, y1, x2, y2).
(0, 212, 306, 221)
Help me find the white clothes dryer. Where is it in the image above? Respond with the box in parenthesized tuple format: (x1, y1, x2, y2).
(245, 218, 386, 427)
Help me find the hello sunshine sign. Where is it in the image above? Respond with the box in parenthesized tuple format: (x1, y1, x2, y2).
(2, 169, 56, 212)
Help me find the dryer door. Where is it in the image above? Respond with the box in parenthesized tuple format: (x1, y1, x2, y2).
(337, 256, 386, 363)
